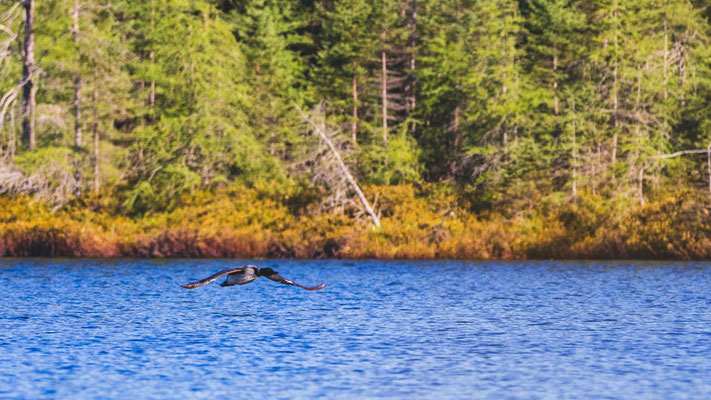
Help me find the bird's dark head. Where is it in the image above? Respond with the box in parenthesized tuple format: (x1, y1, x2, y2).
(258, 267, 277, 277)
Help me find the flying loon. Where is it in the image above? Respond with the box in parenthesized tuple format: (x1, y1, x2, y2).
(180, 265, 326, 291)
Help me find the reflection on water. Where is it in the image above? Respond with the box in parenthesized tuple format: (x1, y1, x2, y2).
(1, 259, 711, 399)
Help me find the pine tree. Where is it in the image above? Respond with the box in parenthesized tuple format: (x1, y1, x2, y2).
(316, 0, 377, 146)
(521, 0, 586, 197)
(460, 0, 532, 199)
(232, 0, 307, 162)
(122, 0, 280, 213)
(416, 0, 482, 180)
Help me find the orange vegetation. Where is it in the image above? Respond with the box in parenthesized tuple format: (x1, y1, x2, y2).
(1, 184, 709, 260)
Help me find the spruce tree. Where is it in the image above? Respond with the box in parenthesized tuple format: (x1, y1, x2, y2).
(123, 0, 279, 213)
(232, 0, 307, 162)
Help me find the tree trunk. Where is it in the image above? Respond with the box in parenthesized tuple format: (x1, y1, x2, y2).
(408, 0, 416, 134)
(571, 97, 577, 198)
(21, 0, 36, 151)
(572, 120, 577, 198)
(610, 0, 618, 166)
(595, 142, 602, 194)
(381, 50, 388, 145)
(149, 2, 156, 113)
(453, 105, 460, 143)
(149, 51, 155, 109)
(74, 76, 82, 147)
(501, 30, 509, 152)
(553, 41, 558, 116)
(9, 106, 15, 160)
(679, 42, 685, 108)
(73, 0, 79, 39)
(451, 0, 462, 174)
(352, 76, 357, 147)
(663, 18, 668, 101)
(93, 66, 99, 192)
(637, 166, 644, 205)
(451, 105, 460, 176)
(633, 66, 643, 193)
(501, 33, 507, 98)
(707, 143, 711, 194)
(73, 0, 81, 147)
(634, 65, 641, 141)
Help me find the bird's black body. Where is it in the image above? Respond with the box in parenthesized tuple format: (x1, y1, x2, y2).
(257, 267, 277, 277)
(180, 265, 325, 291)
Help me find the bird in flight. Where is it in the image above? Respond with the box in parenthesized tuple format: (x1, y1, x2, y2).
(180, 265, 326, 291)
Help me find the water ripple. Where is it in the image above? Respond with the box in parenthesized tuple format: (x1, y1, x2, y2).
(1, 259, 711, 399)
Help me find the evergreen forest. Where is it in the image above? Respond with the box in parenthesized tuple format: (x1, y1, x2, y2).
(1, 0, 711, 259)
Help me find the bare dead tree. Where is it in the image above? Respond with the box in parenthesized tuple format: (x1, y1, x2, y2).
(0, 2, 20, 68)
(0, 86, 18, 149)
(0, 160, 80, 207)
(0, 2, 20, 160)
(295, 103, 381, 228)
(0, 1, 78, 205)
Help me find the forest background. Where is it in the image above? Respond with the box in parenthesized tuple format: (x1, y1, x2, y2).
(1, 0, 711, 260)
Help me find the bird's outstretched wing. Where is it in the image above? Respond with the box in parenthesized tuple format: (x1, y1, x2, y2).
(180, 267, 246, 289)
(264, 273, 326, 291)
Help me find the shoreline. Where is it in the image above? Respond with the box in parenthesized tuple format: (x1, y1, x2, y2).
(2, 184, 710, 261)
(0, 256, 708, 261)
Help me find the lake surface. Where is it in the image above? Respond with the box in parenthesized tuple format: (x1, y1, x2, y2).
(1, 260, 710, 399)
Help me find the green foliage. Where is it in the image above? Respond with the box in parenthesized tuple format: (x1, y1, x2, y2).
(359, 133, 421, 185)
(231, 0, 307, 159)
(1, 0, 711, 247)
(315, 0, 377, 136)
(118, 0, 286, 213)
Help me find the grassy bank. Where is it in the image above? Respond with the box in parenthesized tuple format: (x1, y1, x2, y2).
(1, 184, 710, 260)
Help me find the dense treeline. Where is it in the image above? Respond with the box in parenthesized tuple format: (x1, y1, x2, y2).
(1, 0, 711, 258)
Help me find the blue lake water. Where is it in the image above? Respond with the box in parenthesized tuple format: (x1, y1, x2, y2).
(1, 259, 710, 399)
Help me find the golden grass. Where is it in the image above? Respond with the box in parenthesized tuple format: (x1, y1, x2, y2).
(1, 185, 709, 260)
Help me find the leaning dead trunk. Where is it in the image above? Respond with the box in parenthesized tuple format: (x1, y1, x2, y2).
(296, 104, 381, 228)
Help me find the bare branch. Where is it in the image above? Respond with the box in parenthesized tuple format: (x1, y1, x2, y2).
(295, 103, 381, 228)
(655, 149, 708, 159)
